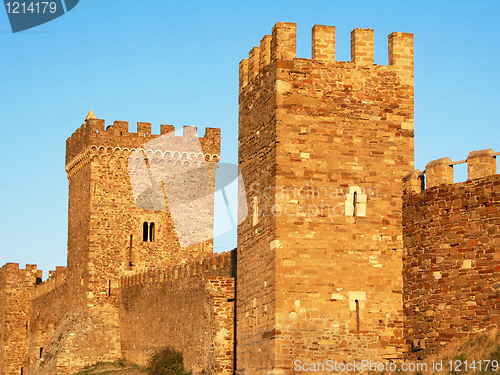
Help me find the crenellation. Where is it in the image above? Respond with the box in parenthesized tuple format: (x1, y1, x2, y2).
(248, 46, 260, 81)
(425, 157, 454, 188)
(183, 125, 198, 138)
(389, 32, 414, 67)
(32, 266, 67, 299)
(468, 148, 497, 180)
(239, 59, 249, 91)
(403, 170, 423, 195)
(271, 22, 297, 61)
(120, 251, 234, 290)
(405, 150, 499, 194)
(259, 35, 272, 72)
(112, 120, 129, 134)
(312, 24, 335, 62)
(160, 124, 175, 135)
(66, 117, 221, 168)
(351, 28, 374, 65)
(137, 122, 151, 136)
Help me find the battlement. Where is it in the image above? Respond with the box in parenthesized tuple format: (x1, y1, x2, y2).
(32, 266, 67, 299)
(239, 22, 414, 90)
(403, 149, 499, 194)
(66, 114, 221, 167)
(0, 263, 42, 285)
(120, 251, 234, 288)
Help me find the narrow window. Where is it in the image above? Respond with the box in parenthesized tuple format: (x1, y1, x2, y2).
(108, 280, 111, 297)
(355, 299, 360, 330)
(142, 222, 155, 242)
(128, 235, 133, 269)
(345, 186, 367, 217)
(149, 222, 155, 242)
(21, 368, 23, 375)
(143, 222, 148, 241)
(353, 191, 358, 217)
(26, 321, 28, 331)
(39, 347, 43, 359)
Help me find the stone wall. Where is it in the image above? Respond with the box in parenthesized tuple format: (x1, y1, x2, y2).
(29, 277, 70, 371)
(237, 25, 279, 374)
(238, 22, 414, 374)
(0, 264, 40, 375)
(403, 150, 500, 355)
(119, 251, 235, 374)
(65, 117, 221, 307)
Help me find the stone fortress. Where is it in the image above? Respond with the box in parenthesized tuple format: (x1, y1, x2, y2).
(0, 22, 499, 375)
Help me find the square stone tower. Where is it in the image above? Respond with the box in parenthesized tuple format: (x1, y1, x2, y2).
(65, 117, 221, 306)
(237, 23, 414, 374)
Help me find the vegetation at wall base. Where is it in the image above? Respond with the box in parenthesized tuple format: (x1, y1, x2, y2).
(147, 346, 192, 375)
(72, 348, 193, 375)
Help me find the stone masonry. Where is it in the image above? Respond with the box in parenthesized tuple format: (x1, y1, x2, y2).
(238, 23, 413, 374)
(0, 21, 499, 375)
(403, 150, 500, 356)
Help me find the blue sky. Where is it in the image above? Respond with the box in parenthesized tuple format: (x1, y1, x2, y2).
(1, 0, 499, 277)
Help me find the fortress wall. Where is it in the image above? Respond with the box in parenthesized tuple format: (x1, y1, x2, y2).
(119, 251, 235, 375)
(28, 303, 121, 375)
(31, 266, 66, 300)
(403, 152, 500, 355)
(0, 264, 39, 375)
(27, 264, 122, 375)
(28, 280, 72, 371)
(28, 265, 87, 374)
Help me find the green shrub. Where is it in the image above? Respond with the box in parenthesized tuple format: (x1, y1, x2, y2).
(147, 347, 186, 375)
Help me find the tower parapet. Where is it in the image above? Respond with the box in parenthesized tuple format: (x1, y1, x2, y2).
(239, 22, 414, 91)
(403, 149, 499, 194)
(66, 117, 221, 169)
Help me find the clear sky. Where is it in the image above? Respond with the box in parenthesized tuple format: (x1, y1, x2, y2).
(1, 0, 499, 278)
